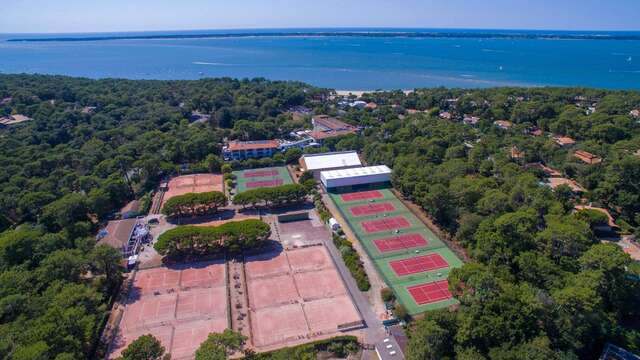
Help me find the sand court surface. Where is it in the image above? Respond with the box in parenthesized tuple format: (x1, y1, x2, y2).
(244, 246, 363, 350)
(245, 251, 290, 280)
(108, 261, 229, 360)
(247, 274, 300, 310)
(162, 174, 223, 207)
(294, 269, 347, 301)
(286, 245, 332, 272)
(303, 296, 361, 333)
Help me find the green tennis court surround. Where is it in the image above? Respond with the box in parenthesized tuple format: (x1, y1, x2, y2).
(329, 187, 464, 315)
(233, 166, 293, 194)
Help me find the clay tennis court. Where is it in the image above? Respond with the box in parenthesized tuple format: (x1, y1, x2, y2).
(121, 293, 177, 330)
(349, 202, 396, 216)
(303, 296, 361, 334)
(247, 274, 300, 310)
(286, 245, 332, 272)
(294, 268, 346, 301)
(109, 261, 228, 360)
(130, 267, 181, 296)
(162, 174, 223, 206)
(407, 280, 453, 305)
(244, 246, 363, 350)
(373, 233, 429, 253)
(179, 263, 226, 289)
(245, 251, 290, 280)
(250, 303, 309, 348)
(340, 190, 384, 202)
(244, 169, 279, 178)
(176, 287, 227, 319)
(110, 325, 174, 359)
(246, 179, 284, 188)
(390, 253, 449, 276)
(171, 319, 229, 360)
(361, 216, 411, 233)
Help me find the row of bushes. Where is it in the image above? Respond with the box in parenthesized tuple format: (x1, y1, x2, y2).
(246, 336, 360, 359)
(314, 193, 331, 223)
(333, 234, 371, 291)
(161, 191, 227, 217)
(154, 219, 271, 257)
(233, 184, 307, 208)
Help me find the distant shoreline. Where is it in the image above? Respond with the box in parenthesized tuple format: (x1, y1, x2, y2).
(335, 90, 414, 97)
(8, 31, 640, 42)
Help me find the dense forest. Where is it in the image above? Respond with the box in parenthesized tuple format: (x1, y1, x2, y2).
(1, 74, 639, 359)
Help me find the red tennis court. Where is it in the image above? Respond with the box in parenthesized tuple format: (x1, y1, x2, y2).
(407, 280, 452, 305)
(361, 216, 411, 233)
(390, 253, 448, 276)
(340, 190, 384, 202)
(349, 202, 396, 216)
(244, 169, 279, 178)
(373, 234, 428, 253)
(246, 179, 284, 188)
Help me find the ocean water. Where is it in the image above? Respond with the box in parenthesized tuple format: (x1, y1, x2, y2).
(0, 29, 639, 90)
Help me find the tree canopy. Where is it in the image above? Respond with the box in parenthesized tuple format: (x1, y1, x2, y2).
(154, 219, 271, 257)
(232, 184, 308, 209)
(161, 191, 227, 218)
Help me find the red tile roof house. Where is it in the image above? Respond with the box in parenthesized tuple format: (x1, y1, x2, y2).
(0, 114, 32, 126)
(96, 218, 140, 257)
(439, 111, 452, 120)
(223, 140, 280, 161)
(464, 115, 480, 126)
(526, 126, 544, 136)
(547, 177, 586, 193)
(510, 146, 525, 159)
(552, 135, 576, 147)
(493, 120, 513, 130)
(574, 150, 602, 165)
(310, 115, 359, 143)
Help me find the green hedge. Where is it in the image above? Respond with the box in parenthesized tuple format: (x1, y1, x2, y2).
(233, 184, 307, 209)
(154, 219, 270, 257)
(246, 336, 360, 359)
(333, 234, 371, 291)
(161, 191, 227, 217)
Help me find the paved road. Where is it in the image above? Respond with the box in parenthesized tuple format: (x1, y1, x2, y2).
(322, 231, 387, 355)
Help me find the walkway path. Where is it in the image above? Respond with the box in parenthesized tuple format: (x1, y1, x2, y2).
(322, 233, 387, 357)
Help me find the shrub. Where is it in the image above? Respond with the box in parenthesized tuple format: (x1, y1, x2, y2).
(381, 287, 396, 302)
(299, 170, 314, 183)
(394, 303, 409, 321)
(332, 234, 370, 291)
(248, 336, 359, 359)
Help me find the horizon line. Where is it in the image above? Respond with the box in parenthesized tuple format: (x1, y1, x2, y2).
(2, 25, 640, 36)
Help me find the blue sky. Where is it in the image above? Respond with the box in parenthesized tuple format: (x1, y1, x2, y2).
(2, 0, 639, 33)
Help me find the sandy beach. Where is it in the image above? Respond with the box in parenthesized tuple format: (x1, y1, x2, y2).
(335, 90, 414, 97)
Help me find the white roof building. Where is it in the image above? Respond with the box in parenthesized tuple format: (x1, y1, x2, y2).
(321, 165, 392, 189)
(300, 151, 362, 173)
